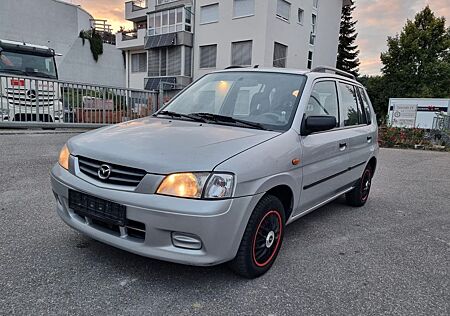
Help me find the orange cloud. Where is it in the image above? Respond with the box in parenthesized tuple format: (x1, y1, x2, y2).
(355, 0, 450, 75)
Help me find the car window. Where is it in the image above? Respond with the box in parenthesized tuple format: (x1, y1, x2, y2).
(338, 83, 361, 127)
(357, 87, 372, 125)
(305, 81, 339, 126)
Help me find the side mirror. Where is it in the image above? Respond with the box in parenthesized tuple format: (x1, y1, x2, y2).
(301, 115, 337, 136)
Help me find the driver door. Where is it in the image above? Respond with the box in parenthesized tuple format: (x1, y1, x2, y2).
(297, 80, 353, 213)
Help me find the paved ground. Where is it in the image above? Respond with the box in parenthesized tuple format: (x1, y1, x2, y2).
(0, 131, 449, 316)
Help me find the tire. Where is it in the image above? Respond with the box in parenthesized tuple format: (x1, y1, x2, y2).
(229, 195, 285, 279)
(346, 165, 373, 207)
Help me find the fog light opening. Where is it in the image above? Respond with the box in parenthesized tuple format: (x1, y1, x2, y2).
(171, 232, 202, 250)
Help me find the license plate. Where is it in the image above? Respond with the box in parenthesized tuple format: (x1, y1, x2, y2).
(68, 190, 127, 226)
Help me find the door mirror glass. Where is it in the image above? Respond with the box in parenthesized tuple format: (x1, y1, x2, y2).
(301, 115, 337, 135)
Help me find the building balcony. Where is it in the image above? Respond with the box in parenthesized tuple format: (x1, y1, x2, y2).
(144, 75, 192, 91)
(145, 31, 193, 49)
(155, 0, 189, 11)
(125, 1, 148, 22)
(116, 28, 147, 50)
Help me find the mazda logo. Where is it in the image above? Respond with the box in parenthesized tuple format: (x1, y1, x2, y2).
(98, 164, 112, 180)
(26, 89, 37, 100)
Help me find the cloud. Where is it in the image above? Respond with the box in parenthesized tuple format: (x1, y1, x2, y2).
(355, 0, 450, 76)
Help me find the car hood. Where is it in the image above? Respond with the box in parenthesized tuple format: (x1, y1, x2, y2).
(68, 117, 280, 174)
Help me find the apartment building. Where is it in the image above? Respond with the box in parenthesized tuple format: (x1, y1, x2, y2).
(116, 0, 351, 92)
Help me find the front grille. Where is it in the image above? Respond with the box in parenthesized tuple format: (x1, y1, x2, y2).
(77, 156, 146, 187)
(14, 113, 53, 122)
(6, 88, 56, 107)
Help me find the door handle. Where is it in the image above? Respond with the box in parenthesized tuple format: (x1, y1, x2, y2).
(367, 136, 372, 143)
(339, 142, 347, 151)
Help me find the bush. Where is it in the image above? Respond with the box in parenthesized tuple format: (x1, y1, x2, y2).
(379, 127, 428, 148)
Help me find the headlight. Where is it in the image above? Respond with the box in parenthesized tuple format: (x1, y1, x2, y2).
(156, 172, 234, 199)
(58, 144, 70, 170)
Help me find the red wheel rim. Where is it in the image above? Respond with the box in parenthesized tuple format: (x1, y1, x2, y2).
(252, 210, 283, 267)
(361, 169, 372, 202)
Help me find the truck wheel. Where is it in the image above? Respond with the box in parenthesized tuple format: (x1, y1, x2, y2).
(346, 166, 373, 207)
(229, 195, 285, 279)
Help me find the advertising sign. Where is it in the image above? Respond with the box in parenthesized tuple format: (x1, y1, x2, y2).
(392, 104, 417, 128)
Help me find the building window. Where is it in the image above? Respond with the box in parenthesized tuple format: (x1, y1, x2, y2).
(148, 7, 188, 35)
(313, 0, 319, 9)
(276, 0, 291, 21)
(231, 40, 252, 66)
(310, 14, 317, 45)
(184, 47, 192, 76)
(200, 3, 219, 24)
(233, 0, 255, 18)
(273, 42, 287, 68)
(298, 8, 304, 24)
(199, 45, 217, 69)
(307, 51, 313, 69)
(131, 52, 147, 73)
(148, 47, 182, 77)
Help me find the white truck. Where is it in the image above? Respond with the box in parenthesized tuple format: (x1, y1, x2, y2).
(0, 39, 63, 123)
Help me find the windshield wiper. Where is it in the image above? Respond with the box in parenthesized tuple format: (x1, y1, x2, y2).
(25, 71, 55, 79)
(154, 110, 207, 123)
(1, 68, 28, 76)
(190, 113, 267, 130)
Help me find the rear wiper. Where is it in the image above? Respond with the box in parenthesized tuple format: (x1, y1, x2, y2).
(154, 110, 207, 123)
(190, 113, 267, 130)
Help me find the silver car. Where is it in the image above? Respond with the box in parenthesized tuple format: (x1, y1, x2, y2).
(51, 67, 378, 278)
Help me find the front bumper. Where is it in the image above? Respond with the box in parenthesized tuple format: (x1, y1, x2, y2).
(51, 164, 262, 266)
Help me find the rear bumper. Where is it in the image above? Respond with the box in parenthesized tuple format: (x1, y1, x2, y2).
(50, 164, 262, 266)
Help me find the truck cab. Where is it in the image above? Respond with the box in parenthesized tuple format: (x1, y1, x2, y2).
(0, 39, 63, 123)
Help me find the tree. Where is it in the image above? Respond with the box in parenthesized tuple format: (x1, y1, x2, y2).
(358, 75, 390, 123)
(380, 6, 450, 99)
(336, 2, 360, 77)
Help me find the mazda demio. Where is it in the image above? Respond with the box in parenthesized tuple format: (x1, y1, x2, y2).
(51, 67, 378, 278)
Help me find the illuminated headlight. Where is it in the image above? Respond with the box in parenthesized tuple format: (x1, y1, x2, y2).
(58, 144, 70, 170)
(157, 173, 234, 199)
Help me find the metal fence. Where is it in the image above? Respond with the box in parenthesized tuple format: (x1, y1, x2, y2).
(433, 113, 450, 131)
(0, 74, 157, 128)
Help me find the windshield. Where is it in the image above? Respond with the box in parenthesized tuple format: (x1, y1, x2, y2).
(162, 71, 306, 131)
(0, 50, 57, 79)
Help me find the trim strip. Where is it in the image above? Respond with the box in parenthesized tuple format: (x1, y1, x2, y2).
(303, 161, 366, 190)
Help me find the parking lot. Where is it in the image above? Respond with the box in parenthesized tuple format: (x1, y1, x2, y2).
(0, 130, 449, 315)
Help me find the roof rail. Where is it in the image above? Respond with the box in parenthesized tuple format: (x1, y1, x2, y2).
(311, 66, 356, 80)
(225, 65, 245, 70)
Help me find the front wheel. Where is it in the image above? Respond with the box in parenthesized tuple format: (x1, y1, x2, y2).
(229, 195, 285, 279)
(346, 165, 373, 207)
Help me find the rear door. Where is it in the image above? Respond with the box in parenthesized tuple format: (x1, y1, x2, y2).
(337, 82, 374, 182)
(297, 80, 353, 214)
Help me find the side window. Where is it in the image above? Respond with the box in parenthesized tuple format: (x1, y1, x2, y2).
(305, 81, 339, 126)
(338, 83, 360, 127)
(357, 87, 372, 124)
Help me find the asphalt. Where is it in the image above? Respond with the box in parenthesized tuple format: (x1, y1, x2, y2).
(0, 131, 449, 315)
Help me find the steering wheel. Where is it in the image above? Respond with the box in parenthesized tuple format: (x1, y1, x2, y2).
(258, 112, 282, 123)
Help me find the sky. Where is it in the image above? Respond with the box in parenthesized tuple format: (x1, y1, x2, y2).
(64, 0, 450, 76)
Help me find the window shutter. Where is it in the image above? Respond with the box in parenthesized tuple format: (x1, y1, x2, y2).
(233, 0, 255, 18)
(200, 45, 217, 68)
(231, 41, 252, 66)
(273, 42, 287, 68)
